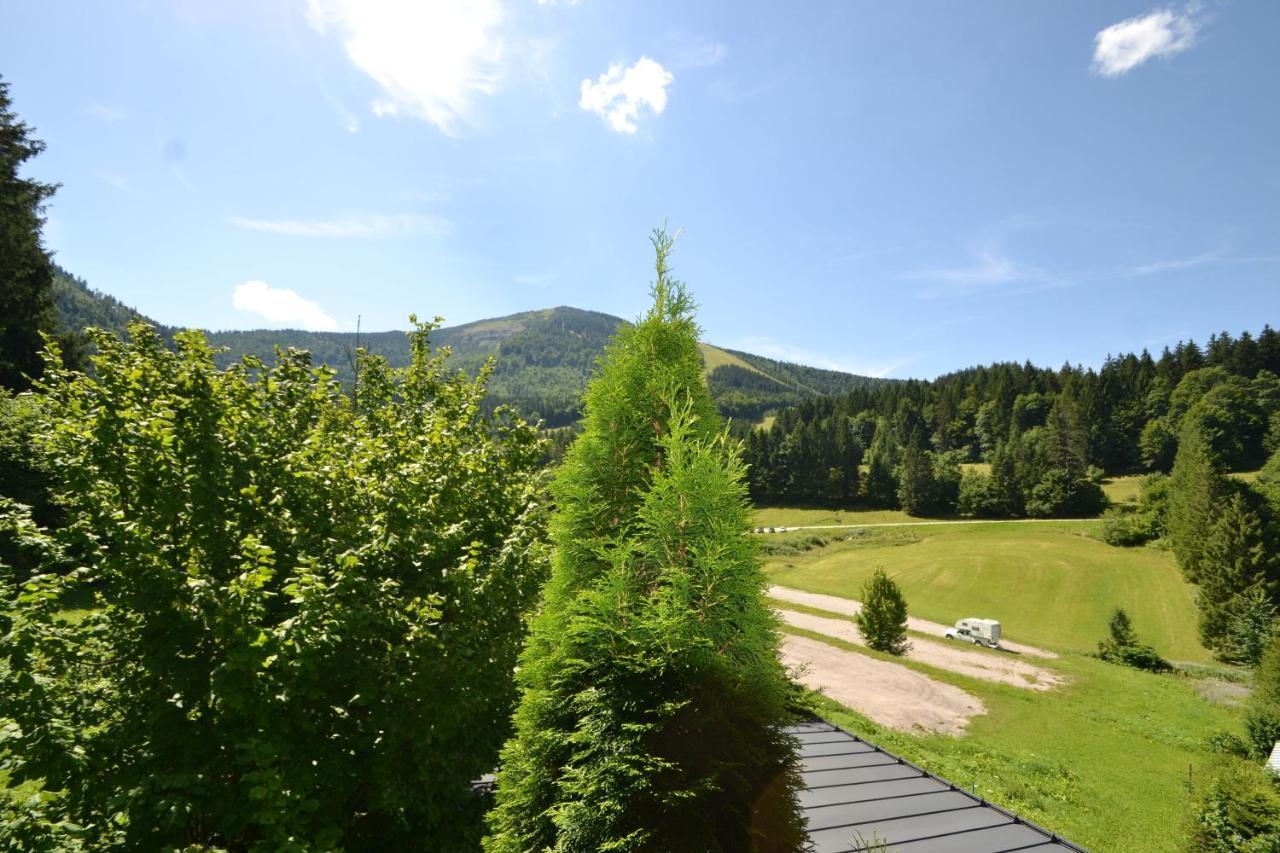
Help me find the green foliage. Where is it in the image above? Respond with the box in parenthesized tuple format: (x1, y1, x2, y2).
(0, 321, 548, 850)
(485, 230, 805, 853)
(1187, 757, 1280, 852)
(1225, 586, 1280, 669)
(1024, 468, 1106, 518)
(0, 77, 59, 392)
(1197, 493, 1276, 655)
(956, 470, 1008, 518)
(863, 418, 899, 508)
(0, 391, 59, 582)
(1168, 419, 1228, 583)
(1095, 607, 1171, 673)
(1245, 636, 1280, 759)
(856, 568, 910, 656)
(1140, 417, 1177, 472)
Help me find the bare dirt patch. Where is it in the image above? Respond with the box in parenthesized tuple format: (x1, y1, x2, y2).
(777, 609, 1064, 691)
(770, 585, 1059, 659)
(781, 635, 985, 735)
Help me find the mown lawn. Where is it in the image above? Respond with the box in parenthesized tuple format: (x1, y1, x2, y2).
(754, 506, 919, 527)
(765, 517, 1209, 662)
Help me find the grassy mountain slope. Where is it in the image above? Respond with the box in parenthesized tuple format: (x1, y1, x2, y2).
(51, 269, 882, 426)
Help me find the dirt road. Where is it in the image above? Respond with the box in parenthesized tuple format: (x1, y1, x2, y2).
(777, 609, 1063, 691)
(781, 635, 986, 735)
(770, 585, 1059, 659)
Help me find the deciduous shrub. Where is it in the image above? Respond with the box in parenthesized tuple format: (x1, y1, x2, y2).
(1246, 635, 1280, 759)
(0, 322, 547, 850)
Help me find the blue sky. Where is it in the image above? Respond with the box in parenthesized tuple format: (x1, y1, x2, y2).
(4, 0, 1278, 379)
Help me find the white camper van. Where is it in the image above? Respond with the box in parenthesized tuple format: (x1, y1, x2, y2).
(945, 618, 1001, 648)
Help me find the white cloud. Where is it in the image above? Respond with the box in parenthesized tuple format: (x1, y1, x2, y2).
(88, 103, 128, 123)
(232, 281, 338, 331)
(1092, 7, 1199, 77)
(729, 336, 915, 379)
(579, 57, 674, 134)
(670, 39, 727, 70)
(912, 249, 1041, 286)
(231, 214, 450, 238)
(306, 0, 504, 135)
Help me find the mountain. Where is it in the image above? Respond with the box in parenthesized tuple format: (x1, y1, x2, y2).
(51, 268, 888, 426)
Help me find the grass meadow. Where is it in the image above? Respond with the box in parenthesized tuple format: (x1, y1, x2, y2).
(761, 506, 1245, 850)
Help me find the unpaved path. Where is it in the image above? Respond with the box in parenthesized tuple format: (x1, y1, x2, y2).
(770, 585, 1059, 660)
(781, 635, 985, 735)
(766, 518, 1096, 532)
(778, 609, 1063, 691)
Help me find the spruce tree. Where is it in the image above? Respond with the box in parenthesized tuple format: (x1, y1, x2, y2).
(863, 417, 899, 508)
(485, 230, 805, 853)
(0, 76, 58, 391)
(1245, 635, 1280, 758)
(1197, 493, 1275, 653)
(1167, 419, 1226, 582)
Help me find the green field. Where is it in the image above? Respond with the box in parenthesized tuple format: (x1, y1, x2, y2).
(806, 653, 1240, 852)
(765, 517, 1207, 661)
(755, 505, 919, 527)
(1101, 474, 1143, 505)
(762, 505, 1244, 849)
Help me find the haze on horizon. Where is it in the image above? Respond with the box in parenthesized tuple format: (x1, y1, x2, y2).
(3, 0, 1278, 380)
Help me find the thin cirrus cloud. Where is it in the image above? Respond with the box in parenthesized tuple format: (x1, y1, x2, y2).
(305, 0, 504, 135)
(231, 214, 450, 238)
(910, 249, 1043, 287)
(1092, 7, 1200, 77)
(232, 281, 338, 332)
(579, 57, 674, 134)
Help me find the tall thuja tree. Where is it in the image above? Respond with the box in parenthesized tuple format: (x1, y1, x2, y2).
(0, 76, 59, 391)
(486, 230, 805, 853)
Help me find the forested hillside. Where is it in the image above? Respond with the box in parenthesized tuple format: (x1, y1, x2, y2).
(743, 329, 1280, 509)
(51, 269, 880, 427)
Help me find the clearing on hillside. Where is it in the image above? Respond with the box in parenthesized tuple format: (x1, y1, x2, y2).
(765, 517, 1208, 661)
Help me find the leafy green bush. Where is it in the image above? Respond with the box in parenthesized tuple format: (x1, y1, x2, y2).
(0, 322, 547, 850)
(485, 231, 806, 852)
(857, 568, 910, 656)
(1187, 756, 1280, 851)
(1204, 731, 1251, 759)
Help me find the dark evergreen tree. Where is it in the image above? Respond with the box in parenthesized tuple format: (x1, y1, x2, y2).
(1245, 635, 1280, 758)
(0, 77, 58, 391)
(1168, 420, 1227, 583)
(1197, 493, 1275, 654)
(485, 231, 805, 853)
(863, 417, 899, 507)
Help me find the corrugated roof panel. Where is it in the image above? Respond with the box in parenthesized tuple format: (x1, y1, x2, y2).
(788, 719, 1086, 852)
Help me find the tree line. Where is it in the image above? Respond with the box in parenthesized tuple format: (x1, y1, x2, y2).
(739, 331, 1280, 515)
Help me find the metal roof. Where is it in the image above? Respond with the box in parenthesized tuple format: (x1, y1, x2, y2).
(790, 718, 1086, 852)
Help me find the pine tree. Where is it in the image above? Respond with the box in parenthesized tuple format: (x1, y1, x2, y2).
(0, 76, 58, 391)
(485, 230, 805, 853)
